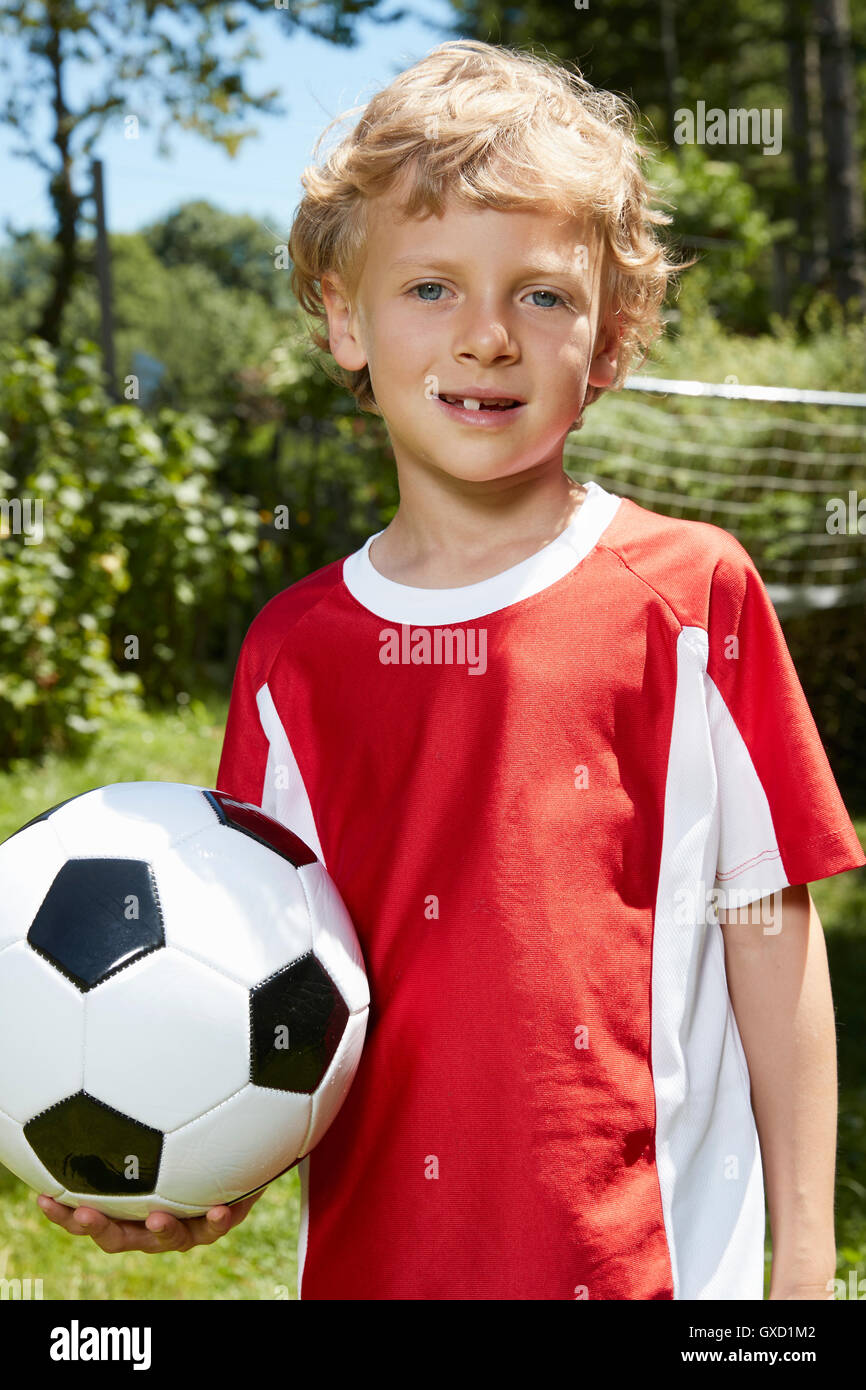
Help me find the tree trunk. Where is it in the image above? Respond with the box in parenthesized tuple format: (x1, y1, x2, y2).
(784, 0, 817, 289)
(659, 0, 682, 151)
(814, 0, 866, 311)
(34, 17, 82, 346)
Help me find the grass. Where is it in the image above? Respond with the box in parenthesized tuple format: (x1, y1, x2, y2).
(0, 696, 230, 843)
(0, 697, 864, 1299)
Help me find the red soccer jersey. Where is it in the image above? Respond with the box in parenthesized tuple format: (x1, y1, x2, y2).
(216, 479, 865, 1300)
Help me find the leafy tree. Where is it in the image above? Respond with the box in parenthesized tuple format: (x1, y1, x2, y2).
(0, 202, 297, 413)
(142, 201, 295, 306)
(0, 0, 405, 350)
(440, 0, 865, 320)
(650, 149, 781, 330)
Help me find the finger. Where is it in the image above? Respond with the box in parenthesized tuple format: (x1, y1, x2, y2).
(177, 1205, 234, 1247)
(36, 1194, 190, 1254)
(36, 1193, 251, 1252)
(69, 1207, 133, 1253)
(141, 1211, 196, 1252)
(90, 1211, 195, 1254)
(224, 1195, 257, 1225)
(37, 1195, 110, 1238)
(227, 1192, 265, 1224)
(171, 1198, 259, 1247)
(80, 1210, 193, 1255)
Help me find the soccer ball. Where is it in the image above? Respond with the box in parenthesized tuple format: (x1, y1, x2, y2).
(0, 782, 369, 1218)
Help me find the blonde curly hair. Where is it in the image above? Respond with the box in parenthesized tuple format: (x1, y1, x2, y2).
(289, 39, 682, 425)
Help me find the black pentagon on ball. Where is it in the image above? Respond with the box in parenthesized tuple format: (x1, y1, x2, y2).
(28, 858, 165, 992)
(251, 952, 349, 1093)
(25, 1091, 162, 1195)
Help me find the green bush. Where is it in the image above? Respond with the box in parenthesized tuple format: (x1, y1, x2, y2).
(220, 332, 400, 600)
(0, 337, 261, 765)
(651, 148, 783, 332)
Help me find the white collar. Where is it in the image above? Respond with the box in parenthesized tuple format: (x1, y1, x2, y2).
(341, 479, 621, 624)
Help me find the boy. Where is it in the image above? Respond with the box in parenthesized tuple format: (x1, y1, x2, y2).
(39, 39, 865, 1300)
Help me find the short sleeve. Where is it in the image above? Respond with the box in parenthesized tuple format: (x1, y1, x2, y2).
(215, 627, 273, 811)
(704, 540, 865, 910)
(215, 608, 326, 864)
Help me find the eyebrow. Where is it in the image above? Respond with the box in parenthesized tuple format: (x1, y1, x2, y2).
(388, 255, 591, 285)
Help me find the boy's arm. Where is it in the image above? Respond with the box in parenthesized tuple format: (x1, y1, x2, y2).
(718, 883, 837, 1300)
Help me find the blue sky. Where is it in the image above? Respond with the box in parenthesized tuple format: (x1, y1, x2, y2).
(0, 1, 462, 246)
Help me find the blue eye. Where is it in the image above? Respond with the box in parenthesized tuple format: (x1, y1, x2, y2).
(528, 289, 562, 308)
(411, 282, 446, 301)
(408, 282, 568, 308)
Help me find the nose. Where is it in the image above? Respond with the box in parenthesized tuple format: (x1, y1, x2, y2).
(452, 300, 519, 365)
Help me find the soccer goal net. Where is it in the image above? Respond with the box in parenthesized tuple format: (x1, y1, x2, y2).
(567, 375, 866, 621)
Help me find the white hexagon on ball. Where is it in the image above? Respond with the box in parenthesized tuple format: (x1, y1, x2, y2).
(84, 948, 250, 1133)
(0, 942, 84, 1122)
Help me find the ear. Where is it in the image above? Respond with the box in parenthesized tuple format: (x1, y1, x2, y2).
(321, 272, 368, 372)
(586, 310, 622, 390)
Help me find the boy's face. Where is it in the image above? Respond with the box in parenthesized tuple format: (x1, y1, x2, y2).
(322, 178, 620, 490)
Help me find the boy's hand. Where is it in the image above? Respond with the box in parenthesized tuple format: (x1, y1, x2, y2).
(35, 1190, 264, 1253)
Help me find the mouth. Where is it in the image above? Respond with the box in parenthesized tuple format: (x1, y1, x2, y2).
(437, 394, 523, 411)
(434, 393, 526, 426)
